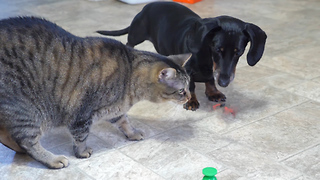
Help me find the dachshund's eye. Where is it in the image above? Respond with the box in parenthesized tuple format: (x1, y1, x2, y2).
(216, 47, 224, 53)
(234, 48, 241, 56)
(235, 51, 243, 56)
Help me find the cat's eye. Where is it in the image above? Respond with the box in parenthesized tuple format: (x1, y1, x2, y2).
(179, 88, 185, 94)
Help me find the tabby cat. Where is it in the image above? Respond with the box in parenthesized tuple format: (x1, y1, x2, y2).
(0, 17, 191, 169)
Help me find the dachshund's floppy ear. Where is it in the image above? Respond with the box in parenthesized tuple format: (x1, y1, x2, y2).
(244, 23, 267, 66)
(187, 18, 221, 53)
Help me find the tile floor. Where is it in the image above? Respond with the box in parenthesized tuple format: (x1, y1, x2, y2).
(0, 0, 320, 179)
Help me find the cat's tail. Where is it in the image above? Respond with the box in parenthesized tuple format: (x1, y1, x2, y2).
(96, 27, 129, 36)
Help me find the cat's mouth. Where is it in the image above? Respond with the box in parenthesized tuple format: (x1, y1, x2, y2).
(160, 96, 189, 104)
(177, 99, 189, 104)
(178, 94, 191, 104)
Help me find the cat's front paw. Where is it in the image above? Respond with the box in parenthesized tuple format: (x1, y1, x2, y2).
(46, 155, 69, 169)
(74, 147, 93, 159)
(183, 98, 200, 111)
(126, 129, 144, 141)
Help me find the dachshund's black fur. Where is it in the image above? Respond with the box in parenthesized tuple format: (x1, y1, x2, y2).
(97, 2, 267, 110)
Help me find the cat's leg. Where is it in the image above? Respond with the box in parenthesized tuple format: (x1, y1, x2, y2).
(12, 126, 69, 169)
(110, 115, 144, 141)
(69, 119, 93, 159)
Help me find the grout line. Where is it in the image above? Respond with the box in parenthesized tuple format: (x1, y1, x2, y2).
(73, 166, 96, 180)
(279, 141, 320, 162)
(290, 175, 317, 180)
(117, 149, 167, 179)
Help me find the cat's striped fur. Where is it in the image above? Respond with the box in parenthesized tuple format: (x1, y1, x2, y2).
(0, 17, 191, 169)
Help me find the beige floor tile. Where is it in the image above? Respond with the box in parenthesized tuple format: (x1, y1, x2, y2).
(260, 55, 320, 80)
(231, 65, 282, 86)
(128, 100, 211, 130)
(0, 149, 92, 180)
(46, 133, 113, 165)
(40, 128, 73, 149)
(282, 143, 320, 179)
(215, 169, 243, 180)
(90, 116, 159, 148)
(288, 81, 320, 103)
(260, 73, 305, 90)
(293, 175, 318, 180)
(224, 101, 320, 160)
(192, 81, 308, 134)
(165, 124, 232, 154)
(207, 143, 298, 179)
(312, 77, 320, 84)
(76, 150, 164, 180)
(119, 134, 223, 179)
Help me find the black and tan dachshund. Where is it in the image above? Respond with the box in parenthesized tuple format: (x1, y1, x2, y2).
(97, 2, 267, 111)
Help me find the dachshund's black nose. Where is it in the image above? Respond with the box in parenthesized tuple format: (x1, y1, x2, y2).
(218, 74, 230, 87)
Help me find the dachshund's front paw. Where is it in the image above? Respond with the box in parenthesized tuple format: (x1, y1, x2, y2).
(206, 91, 226, 102)
(183, 98, 200, 111)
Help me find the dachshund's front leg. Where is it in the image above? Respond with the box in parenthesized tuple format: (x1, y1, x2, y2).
(205, 79, 226, 102)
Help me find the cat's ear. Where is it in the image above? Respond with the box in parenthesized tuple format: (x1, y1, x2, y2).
(159, 68, 177, 82)
(168, 53, 192, 67)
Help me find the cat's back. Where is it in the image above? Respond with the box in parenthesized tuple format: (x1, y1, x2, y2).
(0, 16, 132, 123)
(0, 16, 72, 38)
(0, 16, 53, 27)
(0, 16, 78, 89)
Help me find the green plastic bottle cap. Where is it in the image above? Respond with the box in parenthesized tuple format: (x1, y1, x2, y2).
(203, 167, 217, 176)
